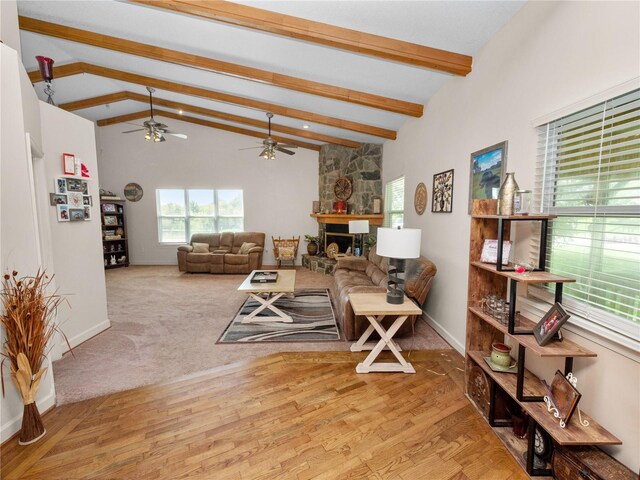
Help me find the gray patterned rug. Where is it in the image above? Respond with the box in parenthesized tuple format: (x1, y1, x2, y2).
(218, 288, 340, 343)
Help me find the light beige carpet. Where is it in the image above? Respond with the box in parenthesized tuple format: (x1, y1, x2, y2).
(52, 266, 451, 405)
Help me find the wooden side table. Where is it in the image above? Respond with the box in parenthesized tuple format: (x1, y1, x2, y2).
(348, 292, 422, 374)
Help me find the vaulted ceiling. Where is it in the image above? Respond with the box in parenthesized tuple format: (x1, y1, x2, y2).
(18, 0, 524, 151)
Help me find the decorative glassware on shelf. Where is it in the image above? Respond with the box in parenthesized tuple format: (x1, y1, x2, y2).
(513, 258, 536, 277)
(483, 294, 515, 326)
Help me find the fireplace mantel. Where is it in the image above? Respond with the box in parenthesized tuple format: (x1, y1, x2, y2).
(310, 213, 384, 226)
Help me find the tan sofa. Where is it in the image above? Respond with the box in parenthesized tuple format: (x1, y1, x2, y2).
(334, 247, 437, 340)
(177, 232, 265, 273)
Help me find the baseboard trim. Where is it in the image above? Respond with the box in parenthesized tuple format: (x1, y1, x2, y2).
(0, 391, 56, 444)
(423, 313, 465, 355)
(68, 319, 111, 350)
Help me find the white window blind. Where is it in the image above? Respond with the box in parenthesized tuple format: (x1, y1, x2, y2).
(534, 88, 639, 335)
(156, 189, 244, 243)
(384, 177, 405, 228)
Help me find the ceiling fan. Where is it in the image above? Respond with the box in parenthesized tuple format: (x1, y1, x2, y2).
(241, 112, 297, 159)
(122, 87, 187, 142)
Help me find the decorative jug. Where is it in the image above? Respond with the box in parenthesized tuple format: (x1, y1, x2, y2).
(497, 172, 519, 215)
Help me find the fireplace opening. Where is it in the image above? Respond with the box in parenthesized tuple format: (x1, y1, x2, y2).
(325, 232, 355, 255)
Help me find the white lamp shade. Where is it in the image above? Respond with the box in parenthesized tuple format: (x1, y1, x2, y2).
(348, 220, 369, 234)
(376, 228, 421, 259)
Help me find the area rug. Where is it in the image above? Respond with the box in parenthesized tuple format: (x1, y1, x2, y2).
(218, 288, 340, 343)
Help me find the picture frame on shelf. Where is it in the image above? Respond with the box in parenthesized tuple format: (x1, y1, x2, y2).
(432, 169, 454, 213)
(56, 205, 69, 222)
(534, 303, 570, 346)
(104, 216, 118, 226)
(480, 239, 511, 265)
(469, 141, 507, 213)
(62, 153, 75, 175)
(544, 370, 582, 426)
(372, 196, 382, 214)
(102, 203, 117, 213)
(50, 193, 68, 206)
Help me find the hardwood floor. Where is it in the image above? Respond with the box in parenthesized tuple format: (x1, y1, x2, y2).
(1, 350, 526, 479)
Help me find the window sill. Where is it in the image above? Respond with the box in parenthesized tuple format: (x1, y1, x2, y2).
(518, 293, 640, 363)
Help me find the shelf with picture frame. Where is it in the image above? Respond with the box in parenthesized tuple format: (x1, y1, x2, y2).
(101, 200, 129, 269)
(465, 199, 621, 477)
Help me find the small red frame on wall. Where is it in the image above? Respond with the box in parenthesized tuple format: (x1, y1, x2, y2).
(62, 153, 75, 175)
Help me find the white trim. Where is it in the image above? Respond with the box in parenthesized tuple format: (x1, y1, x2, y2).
(66, 319, 110, 350)
(531, 77, 640, 127)
(0, 389, 56, 444)
(422, 312, 465, 355)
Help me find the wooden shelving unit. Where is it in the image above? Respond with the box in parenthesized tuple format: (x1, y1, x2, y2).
(101, 199, 129, 269)
(465, 199, 621, 478)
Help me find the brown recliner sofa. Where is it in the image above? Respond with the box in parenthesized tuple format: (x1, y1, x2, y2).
(334, 246, 437, 340)
(177, 232, 265, 273)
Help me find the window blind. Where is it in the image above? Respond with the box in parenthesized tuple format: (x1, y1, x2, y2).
(384, 176, 405, 228)
(533, 88, 639, 330)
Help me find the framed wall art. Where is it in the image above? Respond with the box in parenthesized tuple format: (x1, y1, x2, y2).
(63, 153, 75, 175)
(50, 193, 68, 206)
(468, 141, 507, 213)
(414, 182, 427, 215)
(69, 208, 85, 222)
(56, 205, 69, 222)
(432, 169, 454, 213)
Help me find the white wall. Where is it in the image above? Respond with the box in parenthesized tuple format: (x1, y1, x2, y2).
(383, 1, 639, 471)
(96, 118, 319, 266)
(0, 43, 55, 442)
(0, 0, 21, 56)
(39, 102, 110, 351)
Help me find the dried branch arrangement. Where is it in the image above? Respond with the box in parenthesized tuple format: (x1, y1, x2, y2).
(1, 270, 69, 445)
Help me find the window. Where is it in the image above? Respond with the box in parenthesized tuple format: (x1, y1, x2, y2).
(156, 189, 244, 243)
(384, 176, 405, 228)
(534, 88, 639, 337)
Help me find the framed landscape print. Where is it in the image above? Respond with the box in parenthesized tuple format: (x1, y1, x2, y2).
(468, 141, 507, 213)
(432, 169, 454, 213)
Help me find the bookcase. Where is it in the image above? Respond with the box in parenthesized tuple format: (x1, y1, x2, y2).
(465, 200, 620, 477)
(101, 200, 129, 269)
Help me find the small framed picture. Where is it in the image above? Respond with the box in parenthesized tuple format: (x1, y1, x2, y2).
(63, 153, 75, 175)
(50, 193, 68, 206)
(546, 370, 582, 425)
(534, 303, 570, 346)
(55, 177, 67, 194)
(66, 178, 84, 192)
(56, 205, 69, 222)
(83, 206, 91, 221)
(432, 169, 454, 213)
(68, 192, 84, 208)
(81, 181, 89, 195)
(104, 216, 118, 226)
(83, 195, 92, 206)
(69, 208, 85, 222)
(480, 239, 512, 265)
(372, 197, 382, 214)
(102, 203, 117, 213)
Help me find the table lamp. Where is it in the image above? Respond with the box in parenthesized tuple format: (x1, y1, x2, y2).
(348, 220, 369, 256)
(376, 227, 422, 304)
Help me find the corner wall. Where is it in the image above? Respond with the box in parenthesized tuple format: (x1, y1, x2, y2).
(382, 1, 639, 471)
(96, 120, 319, 266)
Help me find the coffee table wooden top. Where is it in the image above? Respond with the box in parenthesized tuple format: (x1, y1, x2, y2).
(349, 292, 422, 316)
(238, 270, 296, 294)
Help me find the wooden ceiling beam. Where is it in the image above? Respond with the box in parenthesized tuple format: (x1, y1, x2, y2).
(60, 90, 360, 147)
(130, 0, 472, 76)
(98, 109, 321, 151)
(19, 15, 422, 117)
(27, 62, 84, 83)
(28, 62, 396, 139)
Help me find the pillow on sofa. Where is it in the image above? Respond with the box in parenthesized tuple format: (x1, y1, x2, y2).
(238, 242, 256, 254)
(192, 242, 210, 253)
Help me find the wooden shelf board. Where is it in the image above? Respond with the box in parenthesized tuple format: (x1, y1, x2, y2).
(310, 213, 384, 226)
(493, 427, 552, 479)
(467, 351, 621, 446)
(470, 261, 576, 284)
(472, 214, 557, 220)
(103, 238, 127, 242)
(469, 306, 596, 358)
(104, 263, 128, 269)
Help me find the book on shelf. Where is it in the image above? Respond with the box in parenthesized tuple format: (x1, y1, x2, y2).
(101, 196, 122, 200)
(104, 235, 122, 240)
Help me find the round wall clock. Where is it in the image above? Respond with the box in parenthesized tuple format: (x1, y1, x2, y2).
(334, 176, 353, 201)
(414, 182, 427, 215)
(124, 182, 143, 202)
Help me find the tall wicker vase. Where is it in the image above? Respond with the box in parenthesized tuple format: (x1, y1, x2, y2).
(11, 353, 47, 445)
(497, 172, 519, 215)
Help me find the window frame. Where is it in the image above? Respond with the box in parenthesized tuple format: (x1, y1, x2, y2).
(156, 188, 244, 244)
(384, 176, 405, 228)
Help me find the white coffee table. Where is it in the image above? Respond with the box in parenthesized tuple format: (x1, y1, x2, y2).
(348, 292, 422, 374)
(237, 270, 296, 323)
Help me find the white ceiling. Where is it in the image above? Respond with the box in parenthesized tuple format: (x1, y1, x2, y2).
(17, 0, 525, 148)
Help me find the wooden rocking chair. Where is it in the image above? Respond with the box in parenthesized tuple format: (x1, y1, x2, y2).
(272, 236, 300, 268)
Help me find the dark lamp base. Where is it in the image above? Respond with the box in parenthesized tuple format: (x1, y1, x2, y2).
(386, 289, 404, 304)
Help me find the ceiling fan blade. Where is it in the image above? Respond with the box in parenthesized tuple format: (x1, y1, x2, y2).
(164, 131, 188, 139)
(239, 146, 262, 150)
(122, 128, 147, 133)
(155, 123, 169, 130)
(277, 144, 298, 149)
(125, 122, 146, 127)
(275, 147, 296, 155)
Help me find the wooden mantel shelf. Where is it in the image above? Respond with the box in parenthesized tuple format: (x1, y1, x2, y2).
(310, 213, 384, 226)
